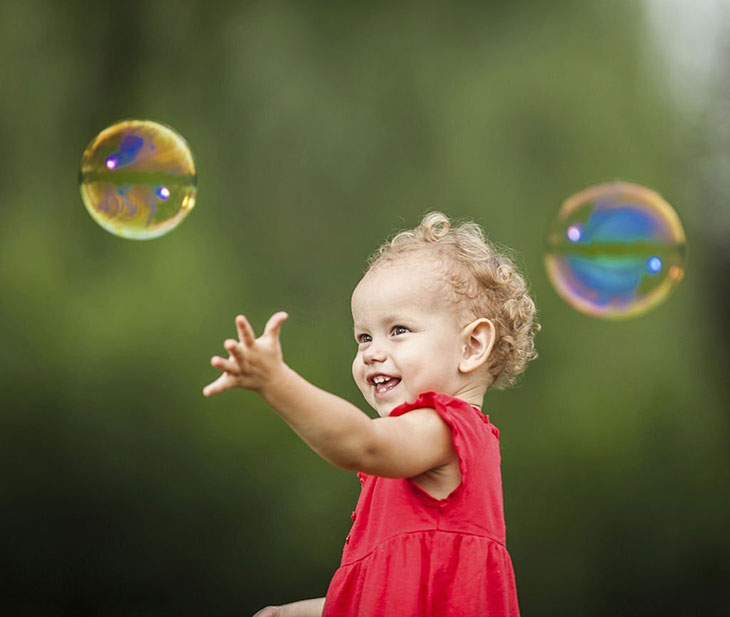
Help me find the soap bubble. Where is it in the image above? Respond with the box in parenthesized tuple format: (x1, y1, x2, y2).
(79, 119, 197, 239)
(544, 182, 686, 319)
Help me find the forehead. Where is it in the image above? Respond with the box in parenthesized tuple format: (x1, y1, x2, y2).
(351, 259, 450, 321)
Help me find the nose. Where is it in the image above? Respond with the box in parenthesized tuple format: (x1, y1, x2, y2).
(362, 342, 386, 364)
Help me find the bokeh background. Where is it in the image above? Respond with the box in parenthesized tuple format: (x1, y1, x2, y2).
(2, 1, 729, 615)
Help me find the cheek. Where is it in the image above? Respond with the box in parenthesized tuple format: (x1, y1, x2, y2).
(352, 360, 371, 397)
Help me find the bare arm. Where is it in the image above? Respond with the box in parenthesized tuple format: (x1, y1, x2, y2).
(204, 313, 454, 476)
(258, 364, 376, 469)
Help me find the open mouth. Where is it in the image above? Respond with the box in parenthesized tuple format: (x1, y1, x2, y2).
(369, 374, 402, 396)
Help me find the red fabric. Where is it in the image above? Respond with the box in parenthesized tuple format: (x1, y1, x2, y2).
(322, 391, 520, 617)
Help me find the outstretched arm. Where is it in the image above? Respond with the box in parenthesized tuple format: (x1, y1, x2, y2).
(203, 313, 455, 476)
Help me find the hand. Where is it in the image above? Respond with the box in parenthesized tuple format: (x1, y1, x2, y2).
(252, 606, 281, 617)
(203, 312, 289, 397)
(254, 597, 325, 617)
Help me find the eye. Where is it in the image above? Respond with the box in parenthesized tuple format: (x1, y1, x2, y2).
(356, 333, 372, 344)
(391, 325, 409, 336)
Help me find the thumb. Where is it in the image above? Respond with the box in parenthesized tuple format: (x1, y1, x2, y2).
(264, 311, 289, 340)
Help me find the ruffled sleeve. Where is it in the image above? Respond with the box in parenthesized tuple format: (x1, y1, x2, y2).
(387, 390, 472, 503)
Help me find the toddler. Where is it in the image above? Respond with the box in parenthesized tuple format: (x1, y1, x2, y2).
(204, 212, 539, 617)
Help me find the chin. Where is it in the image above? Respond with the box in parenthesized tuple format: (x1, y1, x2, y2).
(377, 397, 407, 416)
(367, 399, 390, 416)
(363, 389, 410, 416)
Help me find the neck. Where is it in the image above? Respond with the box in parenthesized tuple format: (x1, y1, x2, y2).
(452, 380, 487, 410)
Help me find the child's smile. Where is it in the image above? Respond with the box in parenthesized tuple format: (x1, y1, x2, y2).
(369, 373, 401, 398)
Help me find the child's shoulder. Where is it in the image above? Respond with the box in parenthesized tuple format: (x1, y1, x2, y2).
(357, 405, 456, 479)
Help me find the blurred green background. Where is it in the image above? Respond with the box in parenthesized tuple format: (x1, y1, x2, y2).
(2, 1, 729, 615)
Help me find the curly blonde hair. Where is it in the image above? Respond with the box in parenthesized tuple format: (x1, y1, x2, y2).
(367, 212, 540, 389)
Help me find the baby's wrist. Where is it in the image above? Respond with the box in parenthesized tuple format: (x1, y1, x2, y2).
(257, 362, 294, 399)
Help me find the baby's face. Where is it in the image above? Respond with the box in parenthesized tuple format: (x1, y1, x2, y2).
(351, 259, 467, 417)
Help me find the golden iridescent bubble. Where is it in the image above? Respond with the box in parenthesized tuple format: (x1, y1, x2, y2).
(544, 182, 686, 319)
(79, 119, 197, 239)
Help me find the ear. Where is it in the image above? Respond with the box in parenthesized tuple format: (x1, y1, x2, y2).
(459, 318, 496, 374)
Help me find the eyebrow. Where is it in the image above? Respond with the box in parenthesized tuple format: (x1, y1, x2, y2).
(353, 314, 413, 332)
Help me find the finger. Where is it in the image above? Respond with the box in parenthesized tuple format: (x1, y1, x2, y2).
(263, 311, 289, 340)
(202, 373, 232, 397)
(210, 354, 241, 375)
(224, 338, 246, 364)
(236, 314, 256, 347)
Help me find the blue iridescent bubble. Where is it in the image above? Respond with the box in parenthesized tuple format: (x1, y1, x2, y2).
(544, 182, 686, 319)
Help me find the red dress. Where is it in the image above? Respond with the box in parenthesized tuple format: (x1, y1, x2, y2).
(322, 391, 520, 617)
